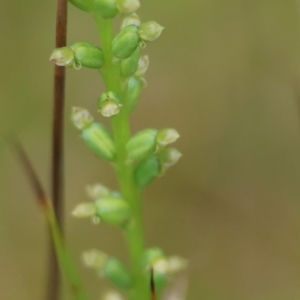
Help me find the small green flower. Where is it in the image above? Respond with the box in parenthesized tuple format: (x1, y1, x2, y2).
(135, 54, 149, 77)
(98, 91, 122, 117)
(95, 196, 130, 225)
(71, 107, 94, 130)
(82, 249, 108, 270)
(121, 13, 141, 29)
(117, 0, 140, 14)
(138, 21, 164, 42)
(80, 122, 116, 162)
(120, 46, 141, 77)
(125, 76, 143, 113)
(158, 147, 182, 168)
(70, 42, 105, 69)
(112, 25, 140, 59)
(72, 202, 97, 218)
(103, 257, 133, 289)
(86, 184, 111, 199)
(134, 155, 160, 188)
(126, 128, 158, 162)
(156, 128, 180, 148)
(49, 47, 75, 67)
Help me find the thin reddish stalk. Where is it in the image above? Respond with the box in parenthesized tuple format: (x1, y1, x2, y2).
(48, 0, 68, 299)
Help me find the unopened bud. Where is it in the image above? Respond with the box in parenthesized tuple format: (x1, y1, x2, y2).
(94, 0, 119, 18)
(138, 21, 164, 42)
(72, 202, 97, 218)
(118, 0, 140, 15)
(50, 47, 75, 67)
(69, 0, 94, 12)
(125, 76, 143, 113)
(126, 128, 158, 162)
(135, 55, 149, 77)
(71, 107, 94, 130)
(134, 155, 160, 188)
(86, 183, 111, 199)
(82, 249, 108, 270)
(156, 128, 180, 148)
(104, 257, 133, 289)
(98, 91, 122, 117)
(70, 42, 105, 69)
(158, 148, 182, 168)
(112, 25, 140, 59)
(121, 13, 141, 29)
(95, 196, 130, 226)
(121, 46, 140, 77)
(81, 123, 116, 161)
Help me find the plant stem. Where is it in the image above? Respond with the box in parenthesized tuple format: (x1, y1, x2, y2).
(10, 139, 89, 300)
(93, 14, 148, 300)
(46, 208, 89, 300)
(49, 0, 68, 298)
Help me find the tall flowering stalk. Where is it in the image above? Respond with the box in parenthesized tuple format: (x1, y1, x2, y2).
(50, 1, 186, 299)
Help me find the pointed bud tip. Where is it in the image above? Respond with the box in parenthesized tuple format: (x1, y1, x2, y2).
(156, 128, 180, 147)
(86, 183, 111, 199)
(72, 202, 97, 218)
(82, 249, 108, 269)
(118, 0, 140, 14)
(138, 21, 164, 42)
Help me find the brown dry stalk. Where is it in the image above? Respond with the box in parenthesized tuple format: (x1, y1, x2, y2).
(49, 0, 68, 299)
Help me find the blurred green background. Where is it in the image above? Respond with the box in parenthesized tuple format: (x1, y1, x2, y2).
(2, 0, 300, 299)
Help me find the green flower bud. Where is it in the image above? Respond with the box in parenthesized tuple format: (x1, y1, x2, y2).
(103, 257, 133, 290)
(71, 107, 94, 130)
(112, 25, 140, 59)
(49, 47, 75, 67)
(68, 0, 94, 12)
(95, 196, 130, 225)
(98, 91, 122, 117)
(117, 0, 140, 15)
(121, 46, 140, 77)
(86, 183, 111, 199)
(135, 55, 149, 77)
(138, 21, 164, 42)
(125, 76, 143, 113)
(82, 249, 108, 270)
(156, 128, 180, 148)
(94, 0, 119, 18)
(134, 155, 160, 188)
(141, 248, 165, 269)
(126, 128, 158, 162)
(121, 13, 141, 30)
(70, 42, 105, 69)
(72, 202, 97, 218)
(81, 123, 116, 161)
(158, 148, 182, 168)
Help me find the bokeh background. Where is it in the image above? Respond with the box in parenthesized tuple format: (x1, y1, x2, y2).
(2, 0, 300, 299)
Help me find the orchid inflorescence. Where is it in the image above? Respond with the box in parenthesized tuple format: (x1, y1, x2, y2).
(50, 0, 186, 299)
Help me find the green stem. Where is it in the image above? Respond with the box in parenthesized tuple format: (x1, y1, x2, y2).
(46, 207, 89, 300)
(93, 14, 148, 300)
